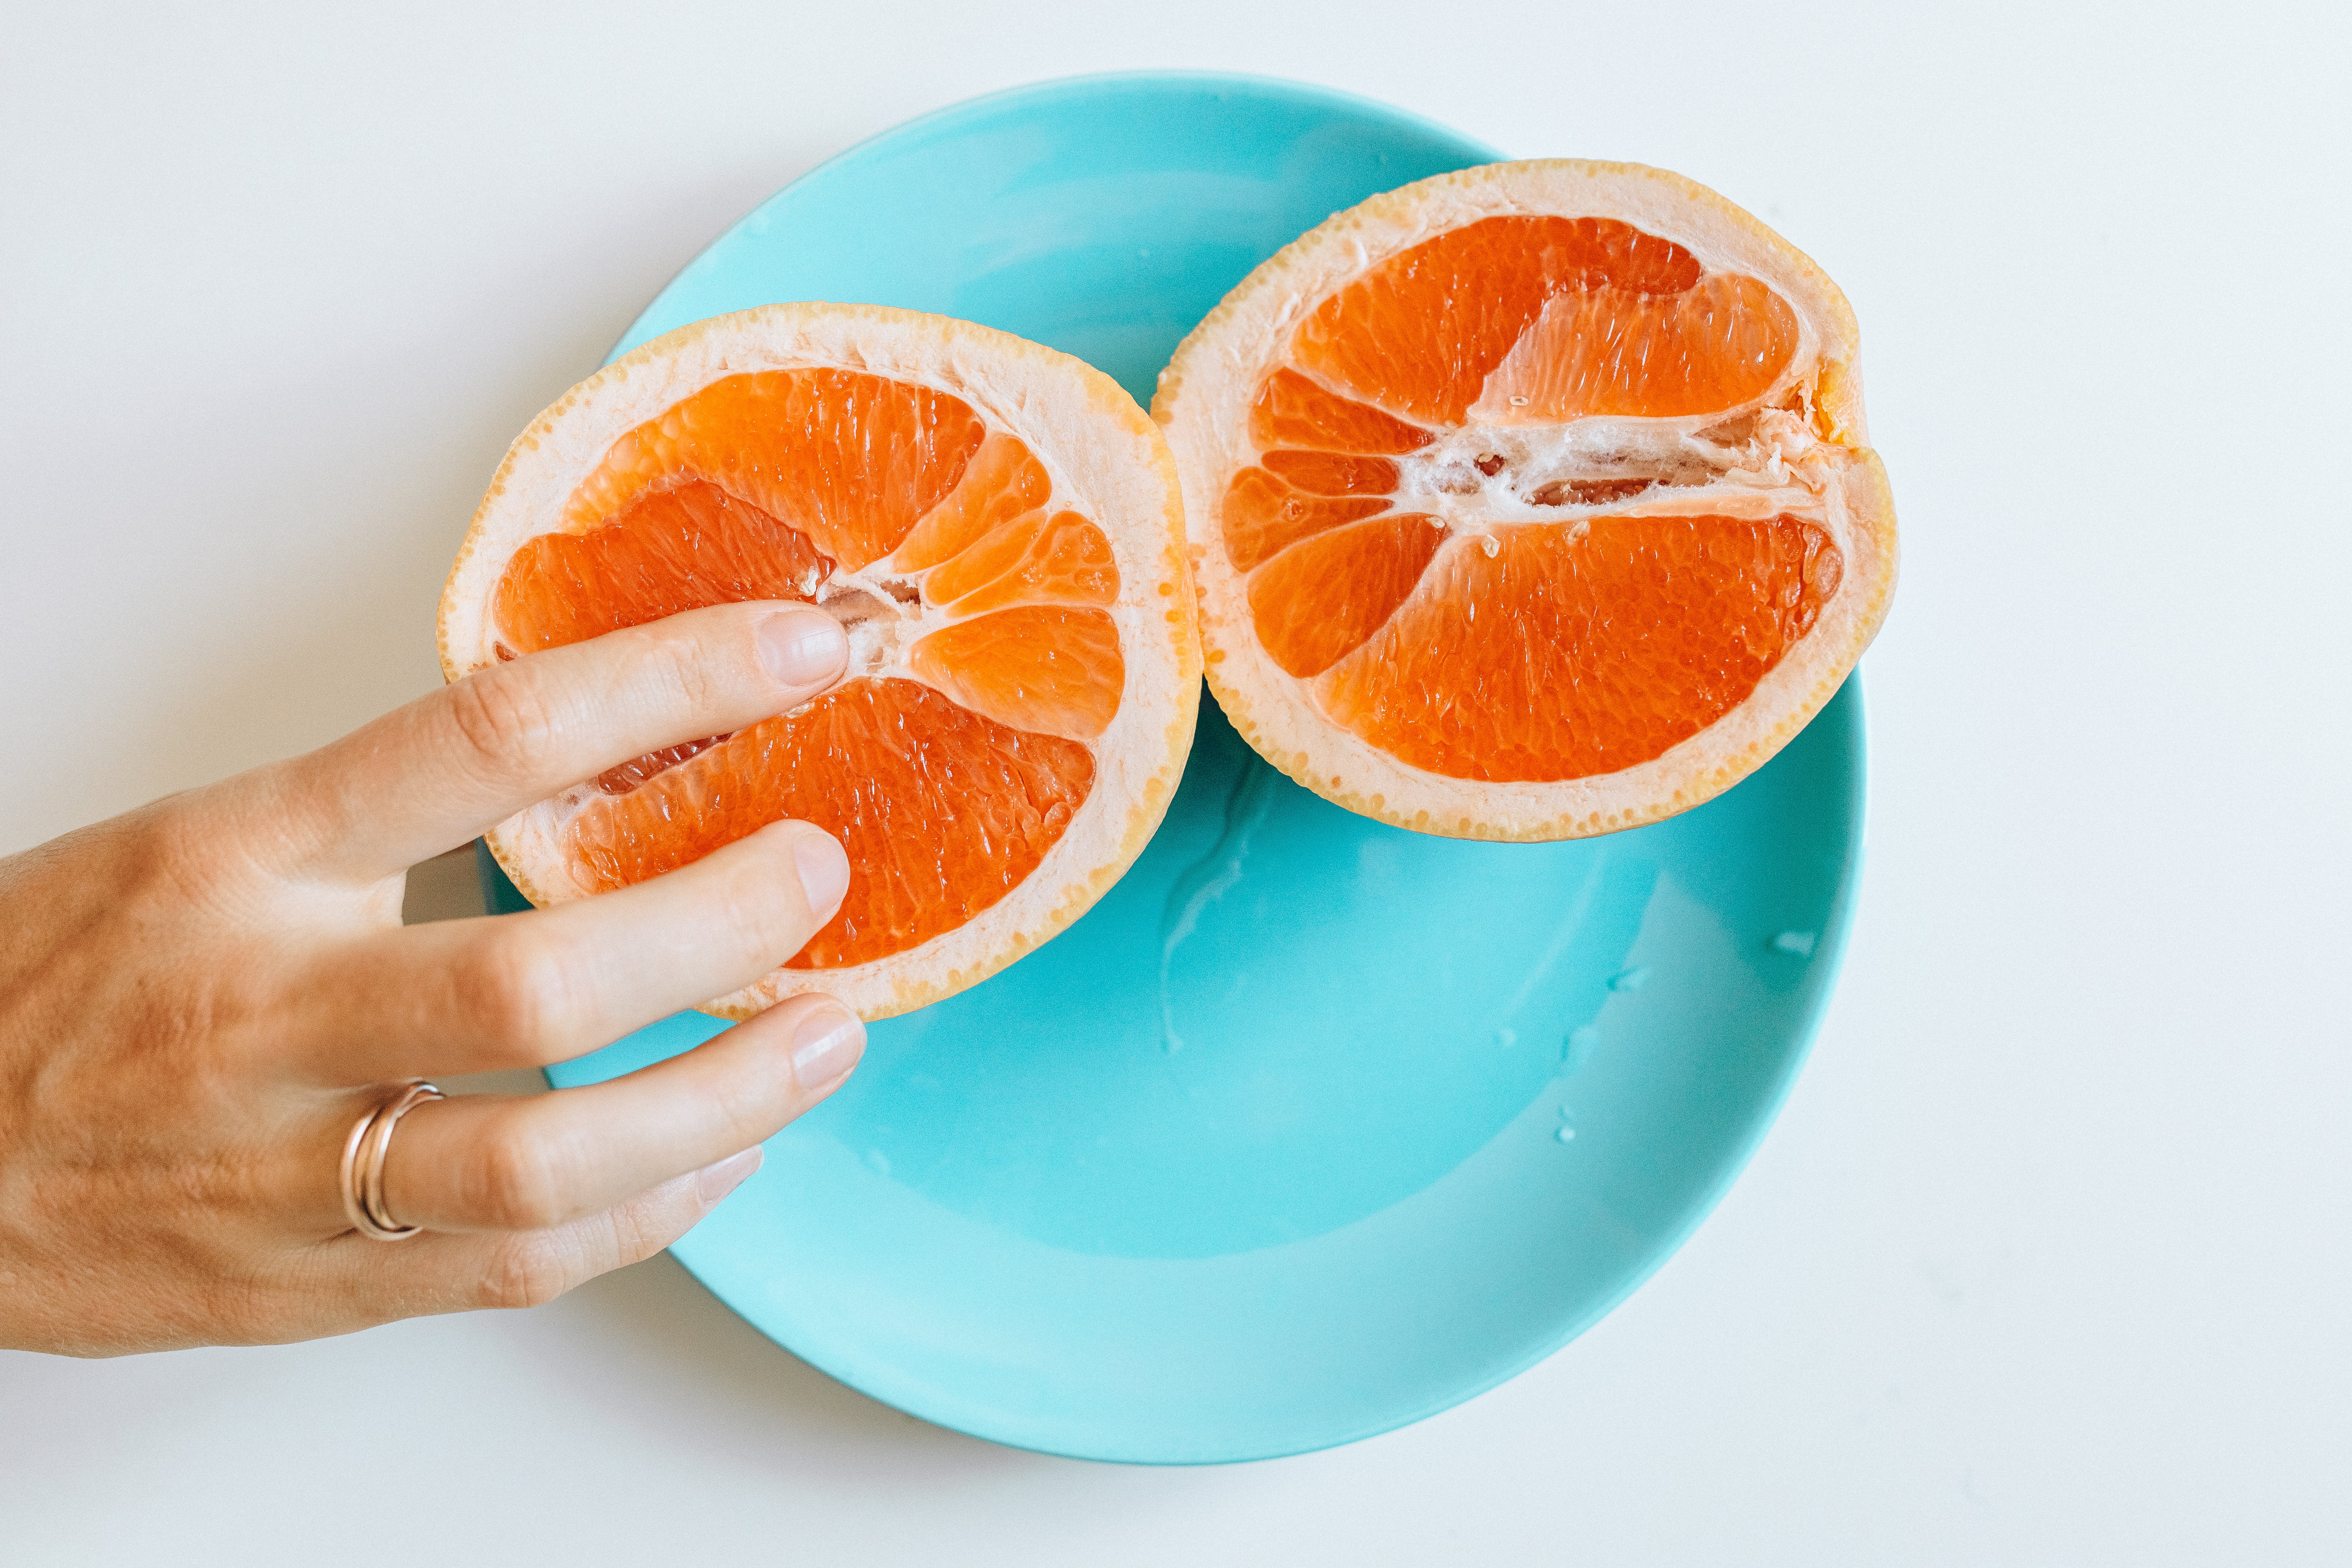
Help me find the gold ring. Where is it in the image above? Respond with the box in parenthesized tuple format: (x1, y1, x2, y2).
(339, 1081, 443, 1240)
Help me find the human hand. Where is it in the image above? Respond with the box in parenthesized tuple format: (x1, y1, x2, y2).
(0, 601, 864, 1355)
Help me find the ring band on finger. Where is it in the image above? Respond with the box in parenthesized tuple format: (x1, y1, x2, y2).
(340, 1081, 444, 1240)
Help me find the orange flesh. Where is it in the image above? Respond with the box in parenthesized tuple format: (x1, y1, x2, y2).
(922, 508, 1119, 617)
(1289, 216, 1796, 426)
(495, 480, 834, 651)
(894, 433, 1054, 570)
(1250, 369, 1434, 455)
(1227, 214, 1838, 783)
(1319, 515, 1839, 781)
(1247, 515, 1446, 678)
(568, 679, 1094, 971)
(1221, 469, 1390, 572)
(909, 605, 1124, 742)
(560, 370, 983, 570)
(492, 369, 1122, 968)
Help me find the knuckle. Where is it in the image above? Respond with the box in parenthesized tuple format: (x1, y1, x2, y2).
(475, 1236, 575, 1312)
(606, 1195, 683, 1269)
(710, 1070, 783, 1148)
(441, 666, 563, 786)
(649, 623, 727, 716)
(116, 793, 239, 897)
(466, 1123, 571, 1233)
(453, 933, 577, 1058)
(133, 798, 210, 876)
(713, 845, 808, 954)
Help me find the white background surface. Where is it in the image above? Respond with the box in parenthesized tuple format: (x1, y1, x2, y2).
(4, 3, 2349, 1561)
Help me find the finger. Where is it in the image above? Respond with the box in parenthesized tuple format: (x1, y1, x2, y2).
(375, 992, 862, 1233)
(307, 817, 851, 1083)
(327, 1147, 764, 1324)
(267, 599, 848, 879)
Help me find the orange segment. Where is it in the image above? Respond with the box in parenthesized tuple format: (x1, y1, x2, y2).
(559, 369, 986, 570)
(1246, 513, 1447, 678)
(1289, 215, 1796, 425)
(1318, 515, 1841, 781)
(594, 737, 730, 796)
(566, 677, 1096, 969)
(1473, 273, 1798, 423)
(1220, 468, 1392, 573)
(1249, 368, 1435, 455)
(1261, 450, 1401, 496)
(494, 479, 833, 651)
(891, 431, 1054, 571)
(909, 606, 1125, 741)
(922, 510, 1119, 616)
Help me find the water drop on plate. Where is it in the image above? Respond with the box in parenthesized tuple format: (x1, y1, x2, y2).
(1772, 930, 1817, 956)
(1609, 965, 1650, 992)
(1555, 1125, 1577, 1143)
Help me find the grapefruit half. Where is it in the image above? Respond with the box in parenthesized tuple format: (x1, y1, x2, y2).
(441, 304, 1199, 1019)
(1154, 159, 1897, 840)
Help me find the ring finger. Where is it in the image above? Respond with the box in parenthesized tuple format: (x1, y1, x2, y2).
(369, 992, 864, 1235)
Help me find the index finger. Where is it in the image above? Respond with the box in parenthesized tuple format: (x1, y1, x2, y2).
(268, 600, 846, 880)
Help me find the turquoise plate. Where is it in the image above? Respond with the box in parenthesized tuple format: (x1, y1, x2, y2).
(491, 72, 1868, 1464)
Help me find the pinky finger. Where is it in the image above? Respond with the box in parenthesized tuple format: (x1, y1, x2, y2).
(337, 1146, 762, 1323)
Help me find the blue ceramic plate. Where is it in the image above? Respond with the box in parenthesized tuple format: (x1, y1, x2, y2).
(492, 72, 1868, 1464)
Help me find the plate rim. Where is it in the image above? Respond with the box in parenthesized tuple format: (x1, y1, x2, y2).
(608, 67, 1511, 361)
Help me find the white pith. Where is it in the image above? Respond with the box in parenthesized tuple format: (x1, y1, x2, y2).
(1154, 160, 1897, 841)
(440, 304, 1199, 1020)
(1375, 404, 1839, 544)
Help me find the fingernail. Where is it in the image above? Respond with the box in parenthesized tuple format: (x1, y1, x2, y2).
(697, 1145, 763, 1205)
(793, 830, 851, 913)
(758, 608, 847, 689)
(790, 1004, 866, 1093)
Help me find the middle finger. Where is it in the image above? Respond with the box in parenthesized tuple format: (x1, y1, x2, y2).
(303, 816, 850, 1084)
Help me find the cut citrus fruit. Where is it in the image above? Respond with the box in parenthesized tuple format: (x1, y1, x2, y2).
(1154, 160, 1897, 840)
(441, 304, 1199, 1018)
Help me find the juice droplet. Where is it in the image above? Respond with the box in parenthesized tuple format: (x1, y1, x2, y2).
(1772, 929, 1817, 956)
(1609, 965, 1651, 992)
(1561, 1024, 1601, 1069)
(1555, 1125, 1577, 1143)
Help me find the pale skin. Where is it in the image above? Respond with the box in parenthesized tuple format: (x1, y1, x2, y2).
(0, 600, 862, 1356)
